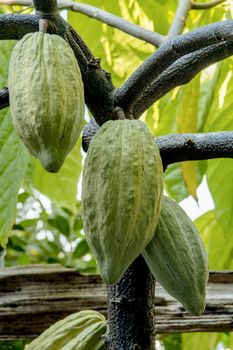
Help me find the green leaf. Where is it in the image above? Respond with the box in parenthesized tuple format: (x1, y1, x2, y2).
(182, 333, 221, 350)
(176, 75, 200, 198)
(164, 163, 189, 202)
(48, 215, 70, 237)
(73, 239, 90, 259)
(207, 158, 233, 234)
(27, 139, 82, 211)
(162, 334, 182, 350)
(195, 210, 233, 270)
(0, 40, 29, 247)
(204, 58, 233, 132)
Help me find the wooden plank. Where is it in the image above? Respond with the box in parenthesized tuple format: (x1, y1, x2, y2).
(0, 265, 232, 339)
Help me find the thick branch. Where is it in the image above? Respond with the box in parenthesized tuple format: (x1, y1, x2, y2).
(132, 40, 233, 118)
(157, 131, 233, 167)
(115, 20, 233, 116)
(0, 14, 38, 39)
(106, 256, 155, 350)
(168, 0, 192, 37)
(0, 0, 164, 47)
(191, 0, 228, 10)
(82, 120, 233, 166)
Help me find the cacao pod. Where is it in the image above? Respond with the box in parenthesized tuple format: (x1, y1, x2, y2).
(8, 32, 85, 173)
(142, 196, 209, 316)
(82, 119, 163, 284)
(25, 310, 107, 350)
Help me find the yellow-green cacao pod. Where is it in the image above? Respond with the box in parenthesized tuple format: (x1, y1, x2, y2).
(8, 32, 85, 173)
(82, 119, 163, 284)
(142, 196, 209, 316)
(25, 310, 107, 350)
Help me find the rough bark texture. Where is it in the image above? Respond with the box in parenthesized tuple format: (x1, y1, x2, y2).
(106, 256, 155, 350)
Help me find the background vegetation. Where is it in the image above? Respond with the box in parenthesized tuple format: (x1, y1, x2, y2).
(0, 0, 232, 349)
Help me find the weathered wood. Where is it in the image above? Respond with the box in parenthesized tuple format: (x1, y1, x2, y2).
(0, 265, 232, 339)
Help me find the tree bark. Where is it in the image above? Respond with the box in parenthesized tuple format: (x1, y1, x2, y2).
(106, 256, 155, 350)
(33, 0, 58, 15)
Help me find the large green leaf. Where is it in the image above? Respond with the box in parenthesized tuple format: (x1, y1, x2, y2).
(204, 58, 233, 132)
(182, 333, 221, 350)
(206, 158, 233, 234)
(0, 41, 30, 247)
(0, 109, 29, 247)
(176, 75, 200, 198)
(195, 210, 233, 269)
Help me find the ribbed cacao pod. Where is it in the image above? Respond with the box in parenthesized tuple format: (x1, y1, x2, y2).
(25, 310, 107, 350)
(142, 196, 209, 316)
(8, 32, 85, 173)
(82, 119, 163, 284)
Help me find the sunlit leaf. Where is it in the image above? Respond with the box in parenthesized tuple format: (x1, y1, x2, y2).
(164, 163, 189, 202)
(182, 333, 221, 350)
(0, 41, 29, 247)
(195, 210, 233, 269)
(207, 158, 233, 234)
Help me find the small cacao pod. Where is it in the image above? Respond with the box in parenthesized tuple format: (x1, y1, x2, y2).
(8, 32, 85, 173)
(25, 310, 107, 350)
(82, 119, 163, 284)
(142, 196, 209, 316)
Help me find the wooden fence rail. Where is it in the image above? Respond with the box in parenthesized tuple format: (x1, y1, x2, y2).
(0, 265, 232, 339)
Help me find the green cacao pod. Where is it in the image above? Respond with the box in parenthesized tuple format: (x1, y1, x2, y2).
(82, 119, 163, 284)
(142, 196, 209, 316)
(25, 310, 107, 350)
(8, 32, 85, 173)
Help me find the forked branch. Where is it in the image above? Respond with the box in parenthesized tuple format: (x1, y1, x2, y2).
(115, 20, 233, 116)
(132, 40, 233, 118)
(168, 0, 192, 37)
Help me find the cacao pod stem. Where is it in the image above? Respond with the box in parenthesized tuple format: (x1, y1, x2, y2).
(39, 18, 48, 33)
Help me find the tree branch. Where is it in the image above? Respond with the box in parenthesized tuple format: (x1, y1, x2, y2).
(168, 0, 192, 37)
(33, 0, 58, 15)
(132, 40, 233, 118)
(0, 0, 164, 47)
(157, 131, 233, 166)
(106, 256, 155, 349)
(0, 13, 38, 39)
(64, 1, 164, 48)
(191, 0, 228, 10)
(82, 120, 233, 166)
(114, 20, 233, 116)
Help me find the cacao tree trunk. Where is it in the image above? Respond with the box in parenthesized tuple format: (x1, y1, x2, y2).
(106, 255, 155, 350)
